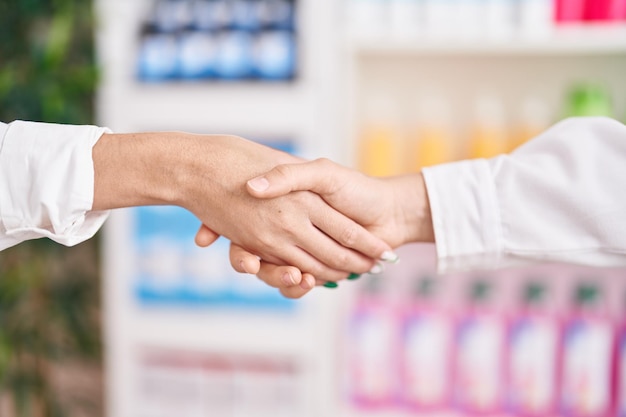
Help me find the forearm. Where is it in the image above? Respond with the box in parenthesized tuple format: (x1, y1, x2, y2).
(423, 117, 626, 273)
(93, 131, 196, 211)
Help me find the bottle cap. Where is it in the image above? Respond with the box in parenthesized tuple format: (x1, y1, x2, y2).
(469, 280, 492, 303)
(413, 276, 435, 298)
(523, 282, 547, 305)
(574, 283, 601, 307)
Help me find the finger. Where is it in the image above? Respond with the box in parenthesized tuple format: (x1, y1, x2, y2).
(247, 158, 342, 199)
(277, 273, 316, 299)
(255, 261, 303, 289)
(194, 224, 220, 247)
(229, 243, 261, 275)
(290, 221, 377, 276)
(310, 204, 393, 263)
(259, 241, 353, 283)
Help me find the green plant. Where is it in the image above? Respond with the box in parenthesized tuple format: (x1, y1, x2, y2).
(0, 1, 102, 416)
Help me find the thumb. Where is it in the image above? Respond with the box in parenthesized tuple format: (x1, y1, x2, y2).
(246, 158, 339, 199)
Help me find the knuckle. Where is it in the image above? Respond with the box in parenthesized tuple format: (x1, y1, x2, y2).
(274, 163, 293, 180)
(340, 225, 359, 247)
(334, 251, 352, 270)
(308, 263, 326, 278)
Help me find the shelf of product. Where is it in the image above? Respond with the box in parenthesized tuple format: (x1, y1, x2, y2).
(342, 245, 626, 417)
(346, 0, 626, 52)
(355, 81, 617, 174)
(348, 25, 626, 55)
(137, 0, 297, 82)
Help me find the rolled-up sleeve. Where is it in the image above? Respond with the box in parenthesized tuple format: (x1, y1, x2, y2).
(0, 120, 111, 251)
(423, 117, 626, 273)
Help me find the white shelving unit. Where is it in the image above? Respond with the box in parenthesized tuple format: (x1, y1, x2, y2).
(96, 1, 349, 417)
(339, 19, 626, 417)
(342, 25, 626, 168)
(96, 0, 626, 416)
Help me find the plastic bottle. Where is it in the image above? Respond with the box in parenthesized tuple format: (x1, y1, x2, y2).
(560, 283, 615, 417)
(518, 0, 554, 38)
(616, 288, 626, 417)
(388, 0, 423, 38)
(358, 94, 403, 176)
(510, 96, 552, 152)
(563, 83, 614, 118)
(556, 0, 586, 23)
(400, 277, 454, 411)
(484, 0, 516, 39)
(410, 96, 453, 169)
(468, 94, 509, 159)
(347, 0, 388, 39)
(348, 275, 398, 408)
(454, 280, 506, 414)
(423, 0, 459, 39)
(137, 23, 180, 81)
(584, 0, 617, 21)
(507, 282, 560, 416)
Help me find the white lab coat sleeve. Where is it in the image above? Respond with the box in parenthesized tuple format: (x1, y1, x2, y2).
(422, 117, 626, 273)
(0, 120, 111, 251)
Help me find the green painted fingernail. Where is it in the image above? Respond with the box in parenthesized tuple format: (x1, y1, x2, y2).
(347, 273, 361, 280)
(324, 281, 339, 288)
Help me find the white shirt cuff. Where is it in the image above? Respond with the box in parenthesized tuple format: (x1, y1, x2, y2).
(0, 120, 111, 250)
(422, 158, 504, 274)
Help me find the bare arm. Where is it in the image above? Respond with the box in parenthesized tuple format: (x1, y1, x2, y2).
(93, 132, 394, 281)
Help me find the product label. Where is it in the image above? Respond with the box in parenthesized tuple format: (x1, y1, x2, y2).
(402, 312, 452, 406)
(618, 335, 626, 416)
(509, 317, 559, 414)
(455, 315, 504, 411)
(350, 309, 396, 403)
(561, 319, 613, 416)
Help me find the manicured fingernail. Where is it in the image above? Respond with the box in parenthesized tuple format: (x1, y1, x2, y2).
(324, 281, 339, 289)
(380, 250, 399, 264)
(281, 271, 296, 286)
(347, 273, 361, 280)
(239, 261, 249, 274)
(247, 177, 269, 192)
(369, 262, 384, 275)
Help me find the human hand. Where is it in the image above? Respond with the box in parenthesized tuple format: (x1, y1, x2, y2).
(180, 136, 396, 281)
(222, 158, 434, 297)
(244, 158, 434, 248)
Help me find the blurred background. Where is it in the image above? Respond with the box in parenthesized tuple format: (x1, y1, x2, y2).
(2, 0, 626, 416)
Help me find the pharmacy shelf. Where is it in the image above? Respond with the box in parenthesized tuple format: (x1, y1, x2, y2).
(98, 81, 310, 135)
(348, 25, 626, 56)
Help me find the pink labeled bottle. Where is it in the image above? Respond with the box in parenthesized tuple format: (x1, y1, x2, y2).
(454, 279, 506, 414)
(560, 283, 615, 417)
(614, 287, 626, 417)
(347, 275, 398, 409)
(507, 282, 561, 416)
(556, 0, 586, 22)
(399, 277, 454, 411)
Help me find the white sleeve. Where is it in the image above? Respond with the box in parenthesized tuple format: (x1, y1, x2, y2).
(422, 117, 626, 273)
(0, 120, 111, 251)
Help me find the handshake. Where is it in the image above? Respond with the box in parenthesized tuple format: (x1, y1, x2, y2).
(93, 132, 436, 299)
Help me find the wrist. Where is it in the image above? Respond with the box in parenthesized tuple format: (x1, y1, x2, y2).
(392, 173, 435, 244)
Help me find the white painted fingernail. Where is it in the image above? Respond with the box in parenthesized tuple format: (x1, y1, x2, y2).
(369, 262, 384, 275)
(380, 250, 399, 264)
(247, 177, 269, 192)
